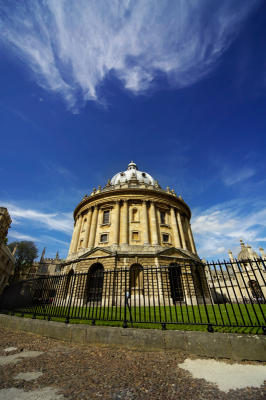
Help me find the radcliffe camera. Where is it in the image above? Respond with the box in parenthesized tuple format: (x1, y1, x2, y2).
(0, 1, 265, 399)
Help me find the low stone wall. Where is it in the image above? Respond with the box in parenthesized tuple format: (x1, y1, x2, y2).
(0, 314, 265, 361)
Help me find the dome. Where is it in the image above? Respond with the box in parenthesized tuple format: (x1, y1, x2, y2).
(110, 162, 157, 186)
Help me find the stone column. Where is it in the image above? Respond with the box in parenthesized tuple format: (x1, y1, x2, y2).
(88, 206, 99, 248)
(150, 201, 159, 245)
(170, 207, 181, 248)
(73, 215, 82, 253)
(121, 200, 128, 244)
(187, 221, 196, 254)
(142, 200, 150, 245)
(177, 211, 187, 250)
(113, 201, 120, 245)
(83, 208, 92, 248)
(68, 222, 77, 255)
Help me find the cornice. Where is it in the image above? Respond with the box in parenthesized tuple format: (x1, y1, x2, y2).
(73, 187, 191, 220)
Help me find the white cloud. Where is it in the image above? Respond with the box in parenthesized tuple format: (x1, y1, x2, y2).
(8, 230, 37, 242)
(0, 0, 259, 109)
(222, 167, 256, 186)
(1, 202, 73, 235)
(191, 199, 266, 258)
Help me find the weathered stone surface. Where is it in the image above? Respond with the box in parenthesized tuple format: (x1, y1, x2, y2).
(164, 329, 188, 352)
(43, 321, 72, 342)
(0, 314, 265, 361)
(186, 331, 233, 359)
(70, 324, 86, 344)
(230, 333, 266, 361)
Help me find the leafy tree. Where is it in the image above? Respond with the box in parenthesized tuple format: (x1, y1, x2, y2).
(8, 241, 38, 282)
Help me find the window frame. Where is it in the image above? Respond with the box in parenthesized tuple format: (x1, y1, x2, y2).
(131, 231, 140, 241)
(162, 233, 170, 243)
(160, 210, 166, 224)
(99, 233, 109, 244)
(102, 209, 110, 225)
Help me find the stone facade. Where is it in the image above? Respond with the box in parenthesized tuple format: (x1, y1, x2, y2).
(0, 208, 15, 294)
(205, 240, 266, 303)
(27, 250, 65, 278)
(62, 162, 210, 305)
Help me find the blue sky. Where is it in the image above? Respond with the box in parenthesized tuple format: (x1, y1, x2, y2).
(1, 0, 266, 260)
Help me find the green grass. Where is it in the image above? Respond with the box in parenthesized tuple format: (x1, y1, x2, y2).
(7, 303, 266, 334)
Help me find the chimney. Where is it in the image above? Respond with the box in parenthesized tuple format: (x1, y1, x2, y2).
(228, 250, 234, 262)
(259, 247, 265, 258)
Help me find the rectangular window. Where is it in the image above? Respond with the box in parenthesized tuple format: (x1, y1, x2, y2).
(160, 211, 166, 224)
(103, 210, 110, 224)
(100, 233, 108, 243)
(132, 231, 139, 240)
(162, 234, 169, 243)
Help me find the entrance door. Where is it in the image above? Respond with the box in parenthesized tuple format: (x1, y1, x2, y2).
(168, 264, 183, 302)
(86, 263, 104, 302)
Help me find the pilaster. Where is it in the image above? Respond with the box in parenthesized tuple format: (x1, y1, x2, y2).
(177, 211, 187, 250)
(121, 200, 128, 244)
(170, 207, 181, 248)
(142, 200, 150, 245)
(113, 201, 120, 245)
(188, 221, 196, 254)
(73, 215, 82, 253)
(84, 208, 92, 249)
(68, 222, 77, 256)
(150, 201, 159, 245)
(88, 206, 99, 248)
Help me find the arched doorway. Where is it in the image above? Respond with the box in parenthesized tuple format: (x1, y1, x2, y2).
(248, 280, 264, 301)
(130, 264, 143, 295)
(64, 269, 74, 297)
(86, 263, 104, 302)
(168, 263, 183, 302)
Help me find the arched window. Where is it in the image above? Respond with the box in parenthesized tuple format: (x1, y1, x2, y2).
(248, 280, 263, 301)
(64, 269, 74, 297)
(130, 264, 143, 295)
(132, 208, 139, 222)
(86, 263, 104, 302)
(168, 263, 183, 302)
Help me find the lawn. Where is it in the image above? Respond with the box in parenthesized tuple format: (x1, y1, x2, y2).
(7, 302, 266, 334)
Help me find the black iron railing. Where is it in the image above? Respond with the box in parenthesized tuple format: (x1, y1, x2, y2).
(0, 259, 265, 333)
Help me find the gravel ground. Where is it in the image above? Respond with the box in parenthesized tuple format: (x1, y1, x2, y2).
(0, 326, 265, 400)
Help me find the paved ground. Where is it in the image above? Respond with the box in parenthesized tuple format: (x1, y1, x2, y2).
(0, 326, 265, 399)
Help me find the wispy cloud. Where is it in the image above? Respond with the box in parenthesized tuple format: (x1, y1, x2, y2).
(1, 202, 73, 235)
(42, 161, 76, 182)
(222, 167, 256, 186)
(0, 0, 259, 109)
(40, 235, 70, 247)
(8, 230, 37, 242)
(191, 198, 266, 258)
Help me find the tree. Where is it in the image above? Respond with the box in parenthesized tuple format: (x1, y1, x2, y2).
(8, 241, 38, 282)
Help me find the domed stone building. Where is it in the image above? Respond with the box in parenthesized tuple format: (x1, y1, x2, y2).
(63, 162, 209, 305)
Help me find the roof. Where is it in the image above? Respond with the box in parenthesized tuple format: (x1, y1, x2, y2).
(110, 161, 156, 186)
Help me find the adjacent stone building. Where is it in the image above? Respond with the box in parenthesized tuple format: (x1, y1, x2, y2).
(25, 248, 64, 278)
(63, 162, 210, 305)
(206, 240, 266, 303)
(0, 207, 15, 294)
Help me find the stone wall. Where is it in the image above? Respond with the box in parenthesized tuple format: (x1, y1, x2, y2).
(0, 314, 265, 361)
